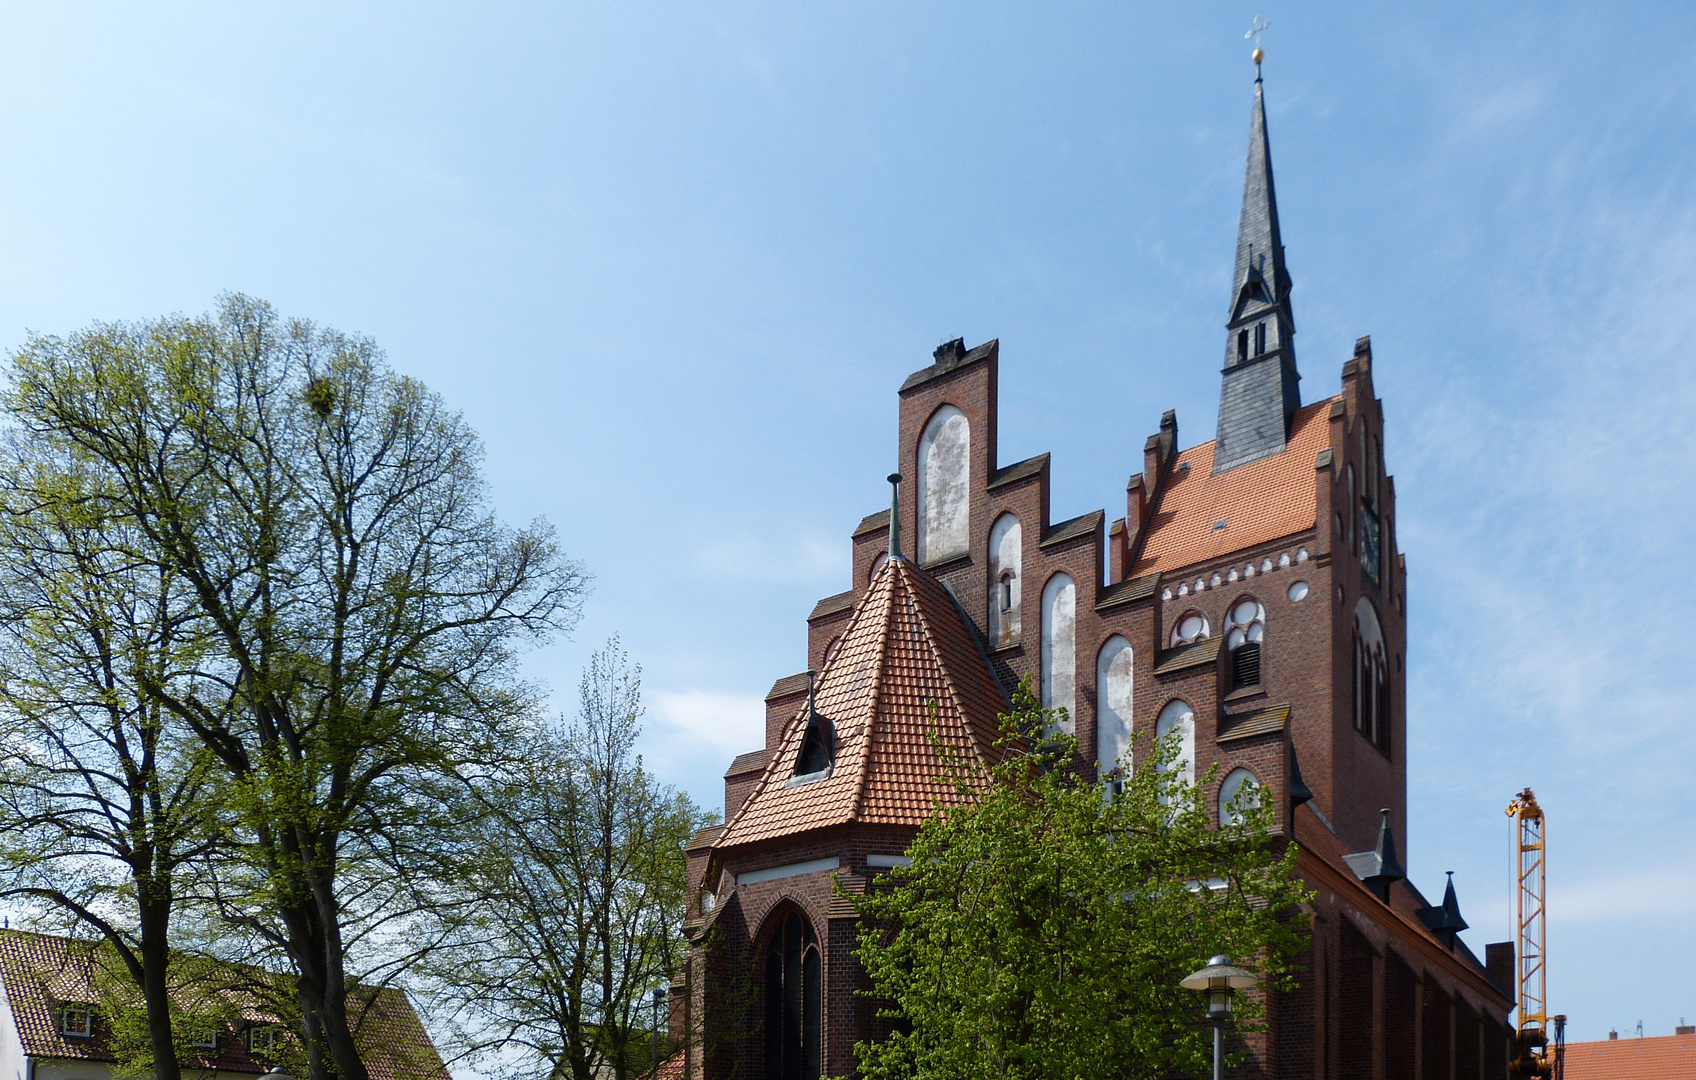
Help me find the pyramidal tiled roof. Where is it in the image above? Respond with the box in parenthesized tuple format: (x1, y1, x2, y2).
(716, 557, 1008, 849)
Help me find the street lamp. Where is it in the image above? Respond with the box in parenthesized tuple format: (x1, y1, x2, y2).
(650, 987, 667, 1080)
(1181, 955, 1258, 1080)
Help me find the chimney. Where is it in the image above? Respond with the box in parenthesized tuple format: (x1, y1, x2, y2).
(1107, 519, 1128, 585)
(1126, 473, 1147, 544)
(933, 338, 966, 367)
(1678, 1022, 1695, 1036)
(1485, 942, 1514, 995)
(1143, 410, 1178, 487)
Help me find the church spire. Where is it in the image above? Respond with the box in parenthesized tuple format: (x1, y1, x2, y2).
(1213, 65, 1301, 474)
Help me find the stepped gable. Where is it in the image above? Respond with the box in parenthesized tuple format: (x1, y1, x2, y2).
(1134, 395, 1334, 577)
(715, 557, 1007, 849)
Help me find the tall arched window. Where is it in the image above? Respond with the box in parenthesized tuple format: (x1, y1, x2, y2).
(1154, 698, 1195, 798)
(988, 514, 1022, 647)
(916, 405, 970, 564)
(1040, 573, 1076, 732)
(1224, 598, 1265, 691)
(764, 910, 822, 1080)
(1096, 636, 1133, 790)
(1218, 767, 1261, 826)
(1353, 599, 1390, 754)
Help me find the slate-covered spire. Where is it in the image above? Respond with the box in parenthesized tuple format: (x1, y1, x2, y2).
(1343, 808, 1407, 903)
(1418, 871, 1471, 949)
(1214, 70, 1301, 474)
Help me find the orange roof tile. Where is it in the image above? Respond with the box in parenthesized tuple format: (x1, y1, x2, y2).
(715, 558, 1007, 849)
(1564, 1033, 1696, 1079)
(0, 929, 448, 1080)
(1133, 397, 1336, 577)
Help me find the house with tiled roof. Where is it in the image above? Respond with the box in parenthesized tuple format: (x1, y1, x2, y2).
(675, 67, 1517, 1080)
(1562, 1028, 1696, 1080)
(0, 930, 448, 1080)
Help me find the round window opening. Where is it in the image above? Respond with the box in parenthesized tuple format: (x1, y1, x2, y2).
(1287, 580, 1310, 602)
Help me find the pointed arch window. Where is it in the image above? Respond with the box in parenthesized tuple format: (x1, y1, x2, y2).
(1154, 698, 1195, 799)
(1096, 636, 1133, 793)
(1040, 573, 1076, 732)
(1219, 767, 1261, 826)
(1352, 599, 1390, 755)
(916, 405, 970, 564)
(988, 514, 1022, 647)
(1254, 321, 1267, 356)
(1224, 598, 1265, 691)
(764, 911, 822, 1080)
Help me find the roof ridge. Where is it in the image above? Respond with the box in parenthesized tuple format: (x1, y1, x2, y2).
(849, 560, 902, 822)
(904, 574, 988, 778)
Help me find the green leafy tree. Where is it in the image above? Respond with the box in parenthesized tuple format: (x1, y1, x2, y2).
(428, 639, 711, 1080)
(0, 447, 228, 1080)
(2, 295, 588, 1080)
(852, 684, 1312, 1080)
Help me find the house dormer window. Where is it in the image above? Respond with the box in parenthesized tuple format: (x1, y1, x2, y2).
(59, 1007, 93, 1038)
(248, 1025, 281, 1055)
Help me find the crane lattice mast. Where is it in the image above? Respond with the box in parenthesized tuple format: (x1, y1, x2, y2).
(1506, 789, 1560, 1078)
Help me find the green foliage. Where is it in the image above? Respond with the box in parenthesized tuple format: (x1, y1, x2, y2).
(0, 295, 589, 1080)
(851, 682, 1311, 1080)
(87, 946, 263, 1080)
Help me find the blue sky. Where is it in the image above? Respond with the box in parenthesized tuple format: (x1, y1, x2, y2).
(2, 1, 1692, 1046)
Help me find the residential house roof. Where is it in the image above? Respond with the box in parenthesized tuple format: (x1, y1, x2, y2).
(0, 929, 448, 1080)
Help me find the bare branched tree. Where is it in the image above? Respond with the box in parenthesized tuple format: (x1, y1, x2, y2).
(430, 639, 708, 1080)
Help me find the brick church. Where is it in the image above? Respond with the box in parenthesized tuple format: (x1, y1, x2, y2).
(673, 70, 1517, 1080)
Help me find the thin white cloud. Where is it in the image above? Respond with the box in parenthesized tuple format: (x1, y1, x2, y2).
(691, 531, 841, 586)
(1552, 869, 1696, 924)
(647, 687, 766, 758)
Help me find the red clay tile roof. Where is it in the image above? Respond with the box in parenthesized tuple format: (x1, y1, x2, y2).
(1133, 397, 1336, 577)
(1564, 1033, 1696, 1079)
(0, 929, 448, 1080)
(715, 558, 1007, 849)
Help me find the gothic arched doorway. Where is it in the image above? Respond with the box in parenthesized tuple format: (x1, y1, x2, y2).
(763, 908, 821, 1080)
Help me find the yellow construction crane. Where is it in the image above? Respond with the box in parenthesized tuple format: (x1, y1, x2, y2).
(1506, 789, 1563, 1079)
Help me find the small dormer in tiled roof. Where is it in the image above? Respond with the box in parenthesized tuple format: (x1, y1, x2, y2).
(716, 556, 1007, 850)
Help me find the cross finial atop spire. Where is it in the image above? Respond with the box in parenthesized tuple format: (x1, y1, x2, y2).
(1213, 53, 1301, 474)
(1246, 16, 1270, 74)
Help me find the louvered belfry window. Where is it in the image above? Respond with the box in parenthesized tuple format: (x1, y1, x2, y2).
(1224, 599, 1265, 691)
(1232, 641, 1262, 689)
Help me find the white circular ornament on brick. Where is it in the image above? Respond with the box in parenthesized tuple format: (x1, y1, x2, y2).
(1287, 580, 1309, 602)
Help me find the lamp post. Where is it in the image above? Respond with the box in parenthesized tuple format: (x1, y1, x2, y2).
(651, 987, 666, 1080)
(1181, 955, 1258, 1080)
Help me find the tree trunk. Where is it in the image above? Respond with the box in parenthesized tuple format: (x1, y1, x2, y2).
(137, 894, 183, 1080)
